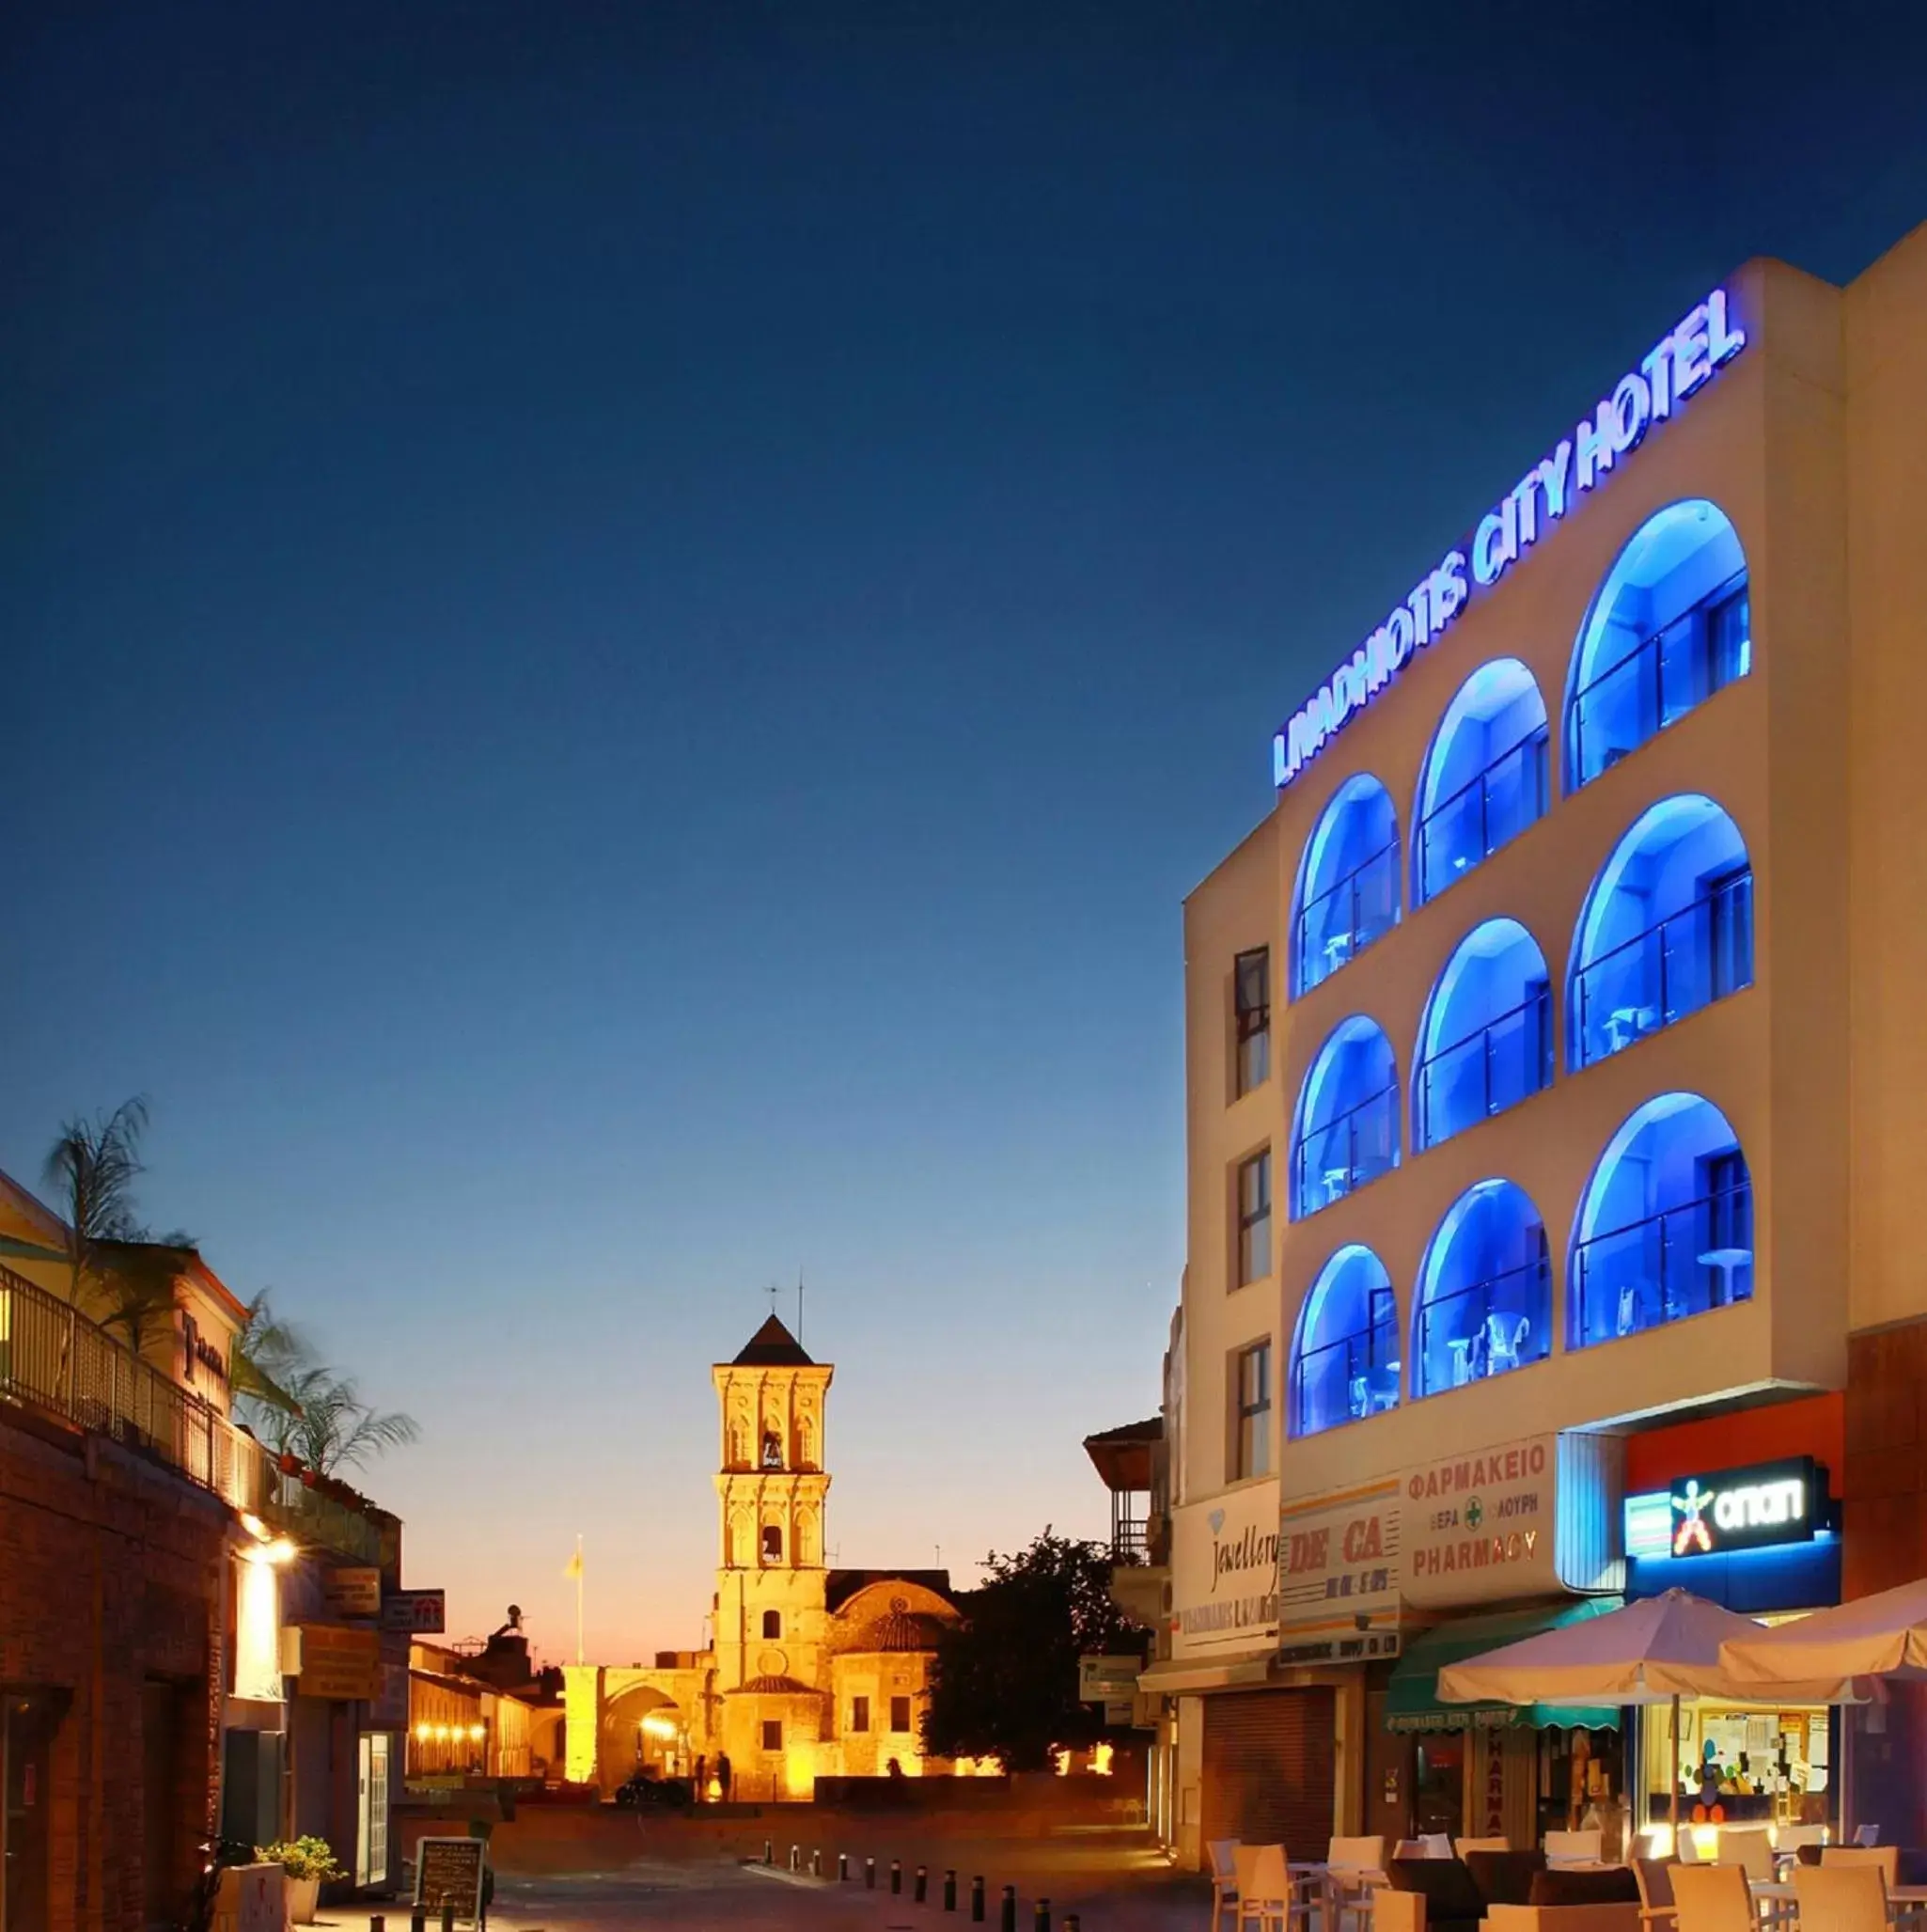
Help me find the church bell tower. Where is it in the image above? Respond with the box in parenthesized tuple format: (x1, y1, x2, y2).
(711, 1315, 833, 1704)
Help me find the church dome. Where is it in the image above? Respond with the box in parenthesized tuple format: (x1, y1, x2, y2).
(734, 1674, 820, 1695)
(854, 1596, 948, 1654)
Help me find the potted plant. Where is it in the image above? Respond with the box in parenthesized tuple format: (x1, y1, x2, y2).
(258, 1838, 342, 1924)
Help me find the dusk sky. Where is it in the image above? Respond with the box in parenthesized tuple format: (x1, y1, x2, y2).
(8, 4, 1926, 1665)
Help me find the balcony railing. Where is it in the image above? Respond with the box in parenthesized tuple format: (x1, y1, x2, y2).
(1414, 1254, 1550, 1395)
(1296, 840, 1398, 992)
(1570, 1186, 1753, 1347)
(1569, 570, 1749, 784)
(1572, 872, 1753, 1067)
(1293, 1324, 1400, 1436)
(1415, 728, 1550, 902)
(1292, 1081, 1397, 1217)
(1414, 984, 1552, 1148)
(0, 1261, 381, 1562)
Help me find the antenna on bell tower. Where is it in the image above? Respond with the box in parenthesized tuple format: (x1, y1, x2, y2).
(796, 1268, 805, 1347)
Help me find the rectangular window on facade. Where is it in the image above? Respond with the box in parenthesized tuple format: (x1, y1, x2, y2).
(852, 1696, 870, 1733)
(1237, 1151, 1272, 1285)
(1234, 1341, 1272, 1481)
(890, 1696, 912, 1734)
(761, 1720, 783, 1752)
(1234, 948, 1271, 1096)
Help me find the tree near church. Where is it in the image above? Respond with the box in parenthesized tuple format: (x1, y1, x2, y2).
(921, 1529, 1146, 1772)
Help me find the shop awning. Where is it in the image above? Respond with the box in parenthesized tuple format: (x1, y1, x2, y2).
(1387, 1600, 1624, 1733)
(1136, 1655, 1275, 1695)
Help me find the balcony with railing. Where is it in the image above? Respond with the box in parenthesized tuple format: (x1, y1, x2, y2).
(1570, 1187, 1754, 1350)
(1293, 1080, 1398, 1217)
(1292, 1248, 1399, 1437)
(1415, 724, 1550, 904)
(1296, 841, 1399, 994)
(1571, 869, 1753, 1068)
(1415, 985, 1552, 1149)
(0, 1260, 382, 1562)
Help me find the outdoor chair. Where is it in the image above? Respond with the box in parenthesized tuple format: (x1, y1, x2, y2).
(1545, 1830, 1605, 1868)
(1793, 1862, 1888, 1932)
(1711, 1828, 1773, 1882)
(1457, 1836, 1512, 1855)
(1632, 1855, 1677, 1929)
(1325, 1836, 1387, 1932)
(1821, 1844, 1900, 1888)
(1386, 1855, 1485, 1932)
(1775, 1825, 1826, 1857)
(1232, 1845, 1308, 1932)
(1854, 1824, 1881, 1846)
(1668, 1864, 1754, 1932)
(1209, 1839, 1240, 1932)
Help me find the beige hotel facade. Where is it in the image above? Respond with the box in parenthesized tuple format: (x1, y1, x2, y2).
(1150, 217, 1927, 1863)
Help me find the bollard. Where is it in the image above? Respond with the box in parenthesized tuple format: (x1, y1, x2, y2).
(1064, 1918, 1080, 1932)
(441, 1905, 455, 1932)
(790, 1846, 801, 1873)
(410, 1910, 425, 1932)
(838, 1853, 850, 1883)
(944, 1869, 958, 1912)
(1033, 1902, 1050, 1932)
(891, 1859, 902, 1895)
(999, 1883, 1016, 1932)
(810, 1851, 822, 1878)
(971, 1875, 986, 1923)
(370, 1917, 385, 1932)
(916, 1865, 929, 1904)
(764, 1839, 774, 1865)
(865, 1857, 876, 1890)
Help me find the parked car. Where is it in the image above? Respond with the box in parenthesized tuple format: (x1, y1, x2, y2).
(613, 1772, 692, 1809)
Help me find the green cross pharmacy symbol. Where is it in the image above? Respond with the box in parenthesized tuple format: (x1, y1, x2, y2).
(1465, 1497, 1484, 1530)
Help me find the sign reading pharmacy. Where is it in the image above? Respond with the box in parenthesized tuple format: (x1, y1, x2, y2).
(1402, 1435, 1559, 1607)
(1273, 287, 1747, 789)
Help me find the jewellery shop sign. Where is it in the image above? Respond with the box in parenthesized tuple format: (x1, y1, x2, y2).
(1276, 1434, 1563, 1664)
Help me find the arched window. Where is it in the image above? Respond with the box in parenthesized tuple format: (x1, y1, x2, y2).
(1414, 660, 1549, 903)
(1292, 775, 1400, 995)
(1414, 919, 1552, 1149)
(1569, 1092, 1752, 1348)
(1568, 794, 1753, 1069)
(1291, 1017, 1399, 1217)
(1292, 1246, 1399, 1436)
(1412, 1181, 1551, 1397)
(1566, 499, 1749, 788)
(761, 1523, 784, 1562)
(762, 1610, 782, 1639)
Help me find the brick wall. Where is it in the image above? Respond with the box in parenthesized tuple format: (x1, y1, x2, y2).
(1, 1404, 230, 1932)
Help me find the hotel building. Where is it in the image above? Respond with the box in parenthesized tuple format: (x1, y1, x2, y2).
(1152, 218, 1927, 1862)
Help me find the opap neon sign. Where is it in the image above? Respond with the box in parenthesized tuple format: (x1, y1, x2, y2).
(1273, 288, 1747, 789)
(1624, 1455, 1822, 1560)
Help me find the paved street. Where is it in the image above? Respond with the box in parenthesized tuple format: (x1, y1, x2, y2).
(387, 1806, 1209, 1931)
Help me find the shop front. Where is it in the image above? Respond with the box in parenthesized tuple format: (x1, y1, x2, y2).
(1619, 1395, 1843, 1842)
(1145, 1480, 1352, 1864)
(1278, 1431, 1626, 1854)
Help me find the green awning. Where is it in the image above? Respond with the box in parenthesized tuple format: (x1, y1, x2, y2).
(1386, 1599, 1624, 1733)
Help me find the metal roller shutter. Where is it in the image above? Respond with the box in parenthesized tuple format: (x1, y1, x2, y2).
(1200, 1687, 1336, 1856)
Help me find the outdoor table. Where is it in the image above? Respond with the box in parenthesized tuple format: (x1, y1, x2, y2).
(1700, 1246, 1752, 1304)
(1749, 1878, 1927, 1924)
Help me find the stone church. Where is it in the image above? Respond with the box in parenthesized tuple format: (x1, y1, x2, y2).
(565, 1314, 961, 1799)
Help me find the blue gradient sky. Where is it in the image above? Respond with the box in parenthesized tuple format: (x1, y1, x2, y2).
(7, 4, 1925, 1662)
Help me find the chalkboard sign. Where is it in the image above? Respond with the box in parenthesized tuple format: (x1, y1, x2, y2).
(414, 1837, 486, 1925)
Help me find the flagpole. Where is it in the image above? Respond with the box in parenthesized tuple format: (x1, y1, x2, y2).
(574, 1533, 585, 1666)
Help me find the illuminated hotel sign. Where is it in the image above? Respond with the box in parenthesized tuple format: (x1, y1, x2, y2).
(1273, 288, 1748, 789)
(1623, 1456, 1820, 1560)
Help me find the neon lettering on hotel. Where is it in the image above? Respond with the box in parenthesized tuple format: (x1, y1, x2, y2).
(1272, 288, 1747, 789)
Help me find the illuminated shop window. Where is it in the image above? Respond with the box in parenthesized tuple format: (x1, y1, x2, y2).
(1291, 1016, 1399, 1218)
(1292, 775, 1400, 996)
(1413, 660, 1550, 903)
(1412, 1180, 1551, 1397)
(1291, 1244, 1399, 1437)
(1567, 794, 1753, 1070)
(1565, 499, 1749, 789)
(1413, 919, 1552, 1149)
(1569, 1092, 1752, 1349)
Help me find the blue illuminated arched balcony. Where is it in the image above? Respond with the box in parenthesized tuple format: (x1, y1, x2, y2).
(1413, 661, 1550, 903)
(1291, 1017, 1399, 1218)
(1567, 794, 1753, 1069)
(1413, 1181, 1551, 1398)
(1292, 776, 1400, 996)
(1569, 1092, 1752, 1350)
(1565, 499, 1749, 789)
(1292, 1244, 1400, 1437)
(1413, 919, 1552, 1150)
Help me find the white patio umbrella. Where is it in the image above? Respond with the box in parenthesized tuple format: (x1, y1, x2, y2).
(1720, 1575, 1927, 1699)
(1437, 1588, 1852, 1831)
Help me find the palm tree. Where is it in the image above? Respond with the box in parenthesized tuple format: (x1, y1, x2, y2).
(229, 1289, 313, 1418)
(258, 1367, 419, 1475)
(42, 1097, 149, 1306)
